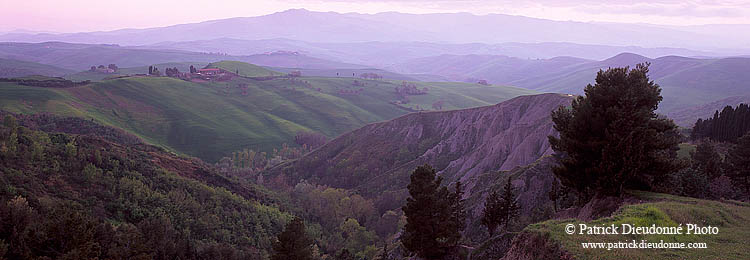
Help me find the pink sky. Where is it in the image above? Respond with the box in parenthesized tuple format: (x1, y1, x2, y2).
(2, 0, 749, 33)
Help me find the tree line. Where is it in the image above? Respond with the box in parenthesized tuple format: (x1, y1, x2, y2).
(691, 103, 750, 142)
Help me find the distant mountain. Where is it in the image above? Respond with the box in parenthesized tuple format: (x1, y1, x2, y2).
(146, 38, 719, 65)
(2, 9, 749, 52)
(0, 58, 74, 77)
(398, 53, 750, 112)
(0, 41, 369, 71)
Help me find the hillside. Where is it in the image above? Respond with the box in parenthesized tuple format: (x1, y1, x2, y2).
(501, 191, 750, 259)
(0, 70, 535, 162)
(0, 112, 291, 259)
(0, 42, 240, 71)
(401, 53, 750, 113)
(206, 60, 283, 77)
(265, 93, 572, 196)
(667, 95, 750, 127)
(0, 58, 74, 77)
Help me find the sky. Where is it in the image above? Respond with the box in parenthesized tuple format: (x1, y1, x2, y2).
(2, 0, 749, 33)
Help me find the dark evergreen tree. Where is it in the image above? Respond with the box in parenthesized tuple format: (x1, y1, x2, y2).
(498, 178, 520, 228)
(692, 141, 723, 179)
(401, 164, 458, 259)
(272, 217, 314, 260)
(548, 180, 560, 212)
(336, 249, 354, 260)
(726, 132, 750, 199)
(450, 181, 467, 236)
(481, 190, 501, 236)
(549, 63, 681, 199)
(149, 66, 153, 75)
(692, 103, 750, 142)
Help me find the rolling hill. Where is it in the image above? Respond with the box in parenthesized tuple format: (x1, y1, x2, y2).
(0, 58, 74, 77)
(395, 53, 750, 113)
(0, 67, 536, 162)
(206, 60, 283, 77)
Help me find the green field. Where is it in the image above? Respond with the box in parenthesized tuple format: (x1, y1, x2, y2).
(520, 191, 750, 259)
(0, 68, 536, 162)
(207, 60, 284, 77)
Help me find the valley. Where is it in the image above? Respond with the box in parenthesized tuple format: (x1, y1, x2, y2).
(1, 5, 749, 260)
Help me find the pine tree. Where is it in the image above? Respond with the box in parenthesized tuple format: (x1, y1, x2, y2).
(401, 164, 458, 259)
(272, 217, 314, 260)
(549, 63, 681, 199)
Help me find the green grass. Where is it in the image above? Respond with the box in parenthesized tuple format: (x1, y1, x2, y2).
(0, 58, 75, 78)
(677, 143, 696, 159)
(207, 60, 283, 77)
(523, 191, 750, 259)
(0, 73, 537, 162)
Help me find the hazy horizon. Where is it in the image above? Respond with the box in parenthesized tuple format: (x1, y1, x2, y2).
(3, 0, 750, 33)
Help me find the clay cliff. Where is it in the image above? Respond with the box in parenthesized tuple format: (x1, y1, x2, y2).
(266, 93, 573, 196)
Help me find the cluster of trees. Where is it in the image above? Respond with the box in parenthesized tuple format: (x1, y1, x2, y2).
(394, 82, 428, 96)
(481, 178, 520, 236)
(294, 131, 328, 150)
(0, 77, 90, 88)
(290, 181, 381, 258)
(691, 103, 750, 142)
(89, 64, 118, 72)
(148, 66, 161, 76)
(660, 137, 750, 200)
(217, 143, 314, 178)
(164, 67, 182, 77)
(0, 113, 291, 259)
(549, 64, 682, 199)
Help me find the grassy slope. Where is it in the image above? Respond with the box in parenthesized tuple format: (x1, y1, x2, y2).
(0, 58, 75, 77)
(207, 60, 284, 77)
(522, 191, 750, 259)
(0, 74, 535, 162)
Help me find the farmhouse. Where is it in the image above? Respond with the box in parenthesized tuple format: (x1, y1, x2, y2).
(197, 68, 222, 75)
